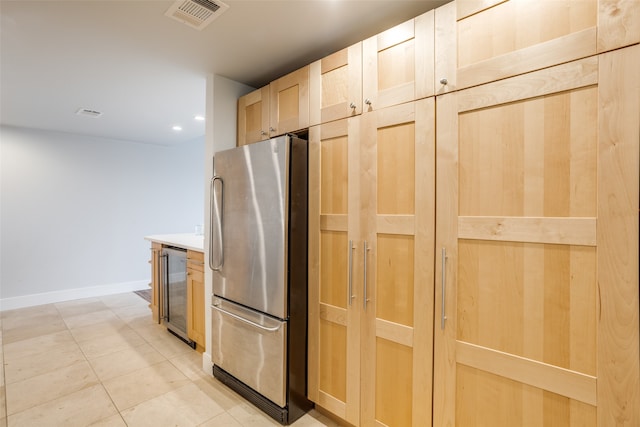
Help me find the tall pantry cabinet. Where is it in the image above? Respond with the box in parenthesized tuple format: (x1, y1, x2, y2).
(434, 1, 640, 426)
(308, 10, 438, 427)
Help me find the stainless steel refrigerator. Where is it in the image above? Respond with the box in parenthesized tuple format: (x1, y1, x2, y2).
(209, 134, 311, 424)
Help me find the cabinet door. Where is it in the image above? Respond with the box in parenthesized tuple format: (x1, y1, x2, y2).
(310, 43, 362, 126)
(187, 250, 206, 349)
(434, 48, 640, 426)
(269, 65, 309, 137)
(150, 242, 162, 323)
(237, 86, 269, 146)
(455, 0, 639, 90)
(362, 12, 434, 111)
(360, 99, 435, 427)
(308, 117, 361, 425)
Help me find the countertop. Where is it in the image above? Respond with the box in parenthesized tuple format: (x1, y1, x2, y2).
(144, 233, 204, 252)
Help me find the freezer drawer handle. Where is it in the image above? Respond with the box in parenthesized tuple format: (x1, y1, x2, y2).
(210, 176, 224, 271)
(211, 303, 281, 332)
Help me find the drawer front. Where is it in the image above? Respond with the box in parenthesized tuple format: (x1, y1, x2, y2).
(211, 298, 287, 407)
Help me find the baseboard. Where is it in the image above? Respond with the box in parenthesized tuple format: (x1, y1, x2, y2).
(0, 280, 149, 311)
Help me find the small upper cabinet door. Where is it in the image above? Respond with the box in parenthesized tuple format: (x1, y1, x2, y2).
(310, 43, 363, 126)
(237, 86, 269, 146)
(362, 11, 435, 111)
(455, 0, 639, 89)
(269, 65, 310, 137)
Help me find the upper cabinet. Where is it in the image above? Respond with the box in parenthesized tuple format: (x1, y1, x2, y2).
(455, 0, 640, 89)
(362, 11, 435, 111)
(237, 66, 310, 146)
(269, 65, 310, 137)
(237, 86, 270, 147)
(310, 43, 363, 126)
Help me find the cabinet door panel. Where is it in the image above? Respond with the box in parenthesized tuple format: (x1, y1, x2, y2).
(308, 118, 361, 425)
(362, 13, 434, 111)
(237, 86, 269, 146)
(269, 66, 309, 136)
(455, 0, 639, 89)
(434, 48, 640, 426)
(361, 99, 435, 427)
(310, 43, 362, 125)
(456, 0, 597, 89)
(375, 337, 413, 426)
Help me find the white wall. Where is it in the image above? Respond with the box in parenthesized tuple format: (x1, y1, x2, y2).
(202, 74, 254, 372)
(0, 125, 204, 309)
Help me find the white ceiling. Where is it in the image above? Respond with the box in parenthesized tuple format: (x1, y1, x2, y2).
(1, 0, 448, 146)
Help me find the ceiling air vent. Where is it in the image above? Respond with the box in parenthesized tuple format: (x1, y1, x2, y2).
(165, 0, 229, 31)
(76, 108, 103, 118)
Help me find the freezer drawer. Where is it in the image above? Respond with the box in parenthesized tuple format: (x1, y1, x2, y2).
(211, 298, 287, 407)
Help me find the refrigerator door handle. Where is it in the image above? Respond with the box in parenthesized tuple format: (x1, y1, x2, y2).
(211, 303, 282, 332)
(210, 176, 224, 271)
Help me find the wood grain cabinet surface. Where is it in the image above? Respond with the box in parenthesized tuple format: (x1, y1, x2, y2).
(434, 45, 640, 427)
(362, 11, 435, 112)
(186, 249, 205, 351)
(233, 1, 640, 424)
(237, 65, 310, 146)
(308, 99, 436, 427)
(149, 242, 162, 324)
(237, 85, 270, 146)
(454, 0, 640, 90)
(309, 42, 362, 126)
(269, 65, 309, 138)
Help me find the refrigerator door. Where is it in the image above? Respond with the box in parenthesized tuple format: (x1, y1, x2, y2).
(211, 297, 287, 407)
(211, 136, 289, 319)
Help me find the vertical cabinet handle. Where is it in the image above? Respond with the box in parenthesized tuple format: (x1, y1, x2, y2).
(441, 247, 447, 330)
(363, 240, 370, 310)
(348, 240, 354, 306)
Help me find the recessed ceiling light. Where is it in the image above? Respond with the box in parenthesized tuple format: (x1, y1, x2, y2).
(172, 125, 182, 131)
(194, 115, 205, 121)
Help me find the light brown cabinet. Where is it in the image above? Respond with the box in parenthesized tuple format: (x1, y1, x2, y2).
(186, 250, 206, 351)
(147, 244, 205, 352)
(309, 43, 362, 126)
(454, 0, 640, 90)
(149, 242, 162, 323)
(237, 1, 639, 425)
(237, 86, 270, 146)
(308, 99, 435, 426)
(237, 66, 310, 146)
(308, 117, 361, 425)
(269, 65, 309, 137)
(433, 45, 640, 427)
(362, 11, 435, 112)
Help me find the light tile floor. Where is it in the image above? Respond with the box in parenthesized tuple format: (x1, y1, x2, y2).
(0, 292, 339, 427)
